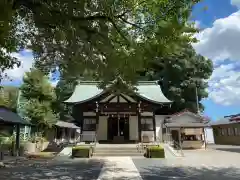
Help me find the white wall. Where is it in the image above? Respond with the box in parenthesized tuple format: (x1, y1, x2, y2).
(129, 116, 138, 140)
(205, 127, 215, 144)
(155, 115, 167, 142)
(97, 116, 108, 141)
(81, 131, 96, 141)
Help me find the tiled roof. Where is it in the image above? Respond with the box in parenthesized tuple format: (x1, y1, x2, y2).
(165, 122, 208, 128)
(0, 106, 31, 125)
(164, 110, 210, 128)
(211, 114, 240, 126)
(64, 81, 172, 104)
(55, 121, 80, 129)
(167, 109, 210, 122)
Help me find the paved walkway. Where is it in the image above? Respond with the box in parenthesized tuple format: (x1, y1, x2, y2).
(97, 157, 142, 180)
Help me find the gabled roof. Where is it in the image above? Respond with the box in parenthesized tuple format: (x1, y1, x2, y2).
(167, 109, 209, 121)
(164, 110, 210, 128)
(64, 81, 172, 104)
(0, 106, 31, 125)
(55, 121, 80, 129)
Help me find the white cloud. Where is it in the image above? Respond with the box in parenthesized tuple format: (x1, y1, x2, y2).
(193, 11, 240, 63)
(208, 63, 240, 105)
(231, 0, 240, 8)
(2, 50, 59, 86)
(194, 20, 201, 28)
(2, 50, 34, 83)
(193, 11, 240, 106)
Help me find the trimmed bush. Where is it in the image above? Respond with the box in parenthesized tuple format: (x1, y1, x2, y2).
(27, 152, 56, 159)
(145, 145, 165, 158)
(72, 146, 92, 158)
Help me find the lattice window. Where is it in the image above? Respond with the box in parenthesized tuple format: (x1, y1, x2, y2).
(221, 128, 226, 136)
(227, 127, 234, 136)
(234, 127, 240, 136)
(83, 118, 96, 131)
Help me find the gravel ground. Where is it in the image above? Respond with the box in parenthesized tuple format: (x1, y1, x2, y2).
(0, 158, 104, 180)
(1, 147, 240, 180)
(207, 144, 240, 153)
(133, 148, 240, 180)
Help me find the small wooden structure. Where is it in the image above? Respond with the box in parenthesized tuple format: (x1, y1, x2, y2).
(163, 110, 209, 150)
(0, 106, 31, 157)
(51, 120, 81, 144)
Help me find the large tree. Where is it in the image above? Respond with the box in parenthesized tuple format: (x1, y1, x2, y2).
(0, 86, 19, 111)
(54, 75, 78, 120)
(139, 44, 213, 113)
(1, 0, 200, 84)
(20, 68, 57, 131)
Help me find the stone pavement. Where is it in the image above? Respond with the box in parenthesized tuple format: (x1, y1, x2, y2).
(97, 157, 142, 180)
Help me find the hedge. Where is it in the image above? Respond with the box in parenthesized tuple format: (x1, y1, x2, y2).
(72, 146, 92, 158)
(145, 145, 165, 158)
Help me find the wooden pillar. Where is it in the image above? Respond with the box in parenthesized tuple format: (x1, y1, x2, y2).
(68, 128, 71, 142)
(15, 124, 20, 156)
(179, 127, 183, 154)
(96, 112, 99, 141)
(153, 111, 156, 141)
(203, 127, 207, 150)
(138, 111, 141, 142)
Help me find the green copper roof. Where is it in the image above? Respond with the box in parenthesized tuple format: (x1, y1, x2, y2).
(64, 81, 172, 104)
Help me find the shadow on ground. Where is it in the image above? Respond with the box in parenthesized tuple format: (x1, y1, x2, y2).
(0, 159, 104, 180)
(215, 148, 240, 153)
(140, 165, 240, 180)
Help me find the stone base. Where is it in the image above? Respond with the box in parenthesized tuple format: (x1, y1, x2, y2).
(0, 162, 5, 168)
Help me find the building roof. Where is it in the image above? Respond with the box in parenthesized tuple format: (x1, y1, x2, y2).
(165, 122, 208, 128)
(211, 114, 240, 126)
(164, 110, 210, 128)
(64, 81, 172, 104)
(166, 109, 209, 122)
(55, 120, 80, 129)
(0, 106, 31, 125)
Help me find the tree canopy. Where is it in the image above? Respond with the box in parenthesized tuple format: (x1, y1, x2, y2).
(54, 75, 78, 120)
(20, 68, 57, 129)
(0, 86, 19, 111)
(139, 43, 213, 112)
(1, 0, 200, 84)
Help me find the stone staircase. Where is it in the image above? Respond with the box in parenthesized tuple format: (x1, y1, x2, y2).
(93, 144, 144, 157)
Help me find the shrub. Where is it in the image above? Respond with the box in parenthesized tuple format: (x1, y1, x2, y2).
(146, 145, 165, 158)
(27, 152, 56, 159)
(72, 146, 92, 158)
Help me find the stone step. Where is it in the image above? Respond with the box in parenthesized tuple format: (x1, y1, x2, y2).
(95, 147, 139, 151)
(95, 149, 140, 153)
(93, 152, 144, 157)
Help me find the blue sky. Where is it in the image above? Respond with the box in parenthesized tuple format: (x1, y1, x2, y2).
(192, 0, 240, 120)
(2, 0, 240, 121)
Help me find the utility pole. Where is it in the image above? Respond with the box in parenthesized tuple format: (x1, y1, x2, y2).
(195, 85, 200, 114)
